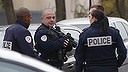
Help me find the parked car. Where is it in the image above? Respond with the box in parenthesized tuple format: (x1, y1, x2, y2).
(57, 17, 128, 72)
(0, 48, 63, 72)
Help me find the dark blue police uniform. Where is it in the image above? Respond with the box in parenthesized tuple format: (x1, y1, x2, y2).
(34, 24, 70, 67)
(3, 20, 35, 57)
(75, 21, 127, 72)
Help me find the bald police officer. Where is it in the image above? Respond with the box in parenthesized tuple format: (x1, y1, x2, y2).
(34, 8, 72, 69)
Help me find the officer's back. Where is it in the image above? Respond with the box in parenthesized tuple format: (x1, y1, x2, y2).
(75, 10, 127, 72)
(3, 7, 36, 58)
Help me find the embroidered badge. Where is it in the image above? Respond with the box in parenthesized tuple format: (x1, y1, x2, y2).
(25, 36, 32, 43)
(41, 35, 47, 41)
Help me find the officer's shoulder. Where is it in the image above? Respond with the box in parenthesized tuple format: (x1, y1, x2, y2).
(14, 24, 26, 30)
(36, 26, 48, 34)
(109, 26, 119, 32)
(82, 27, 90, 32)
(79, 27, 90, 36)
(7, 24, 26, 31)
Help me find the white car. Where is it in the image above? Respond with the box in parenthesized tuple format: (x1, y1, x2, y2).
(0, 48, 63, 72)
(57, 17, 128, 72)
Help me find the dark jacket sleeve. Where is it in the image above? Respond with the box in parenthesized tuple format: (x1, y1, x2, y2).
(15, 29, 35, 57)
(74, 33, 86, 72)
(115, 30, 127, 67)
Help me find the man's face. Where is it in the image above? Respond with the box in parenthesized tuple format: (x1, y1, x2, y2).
(41, 11, 56, 27)
(88, 8, 97, 24)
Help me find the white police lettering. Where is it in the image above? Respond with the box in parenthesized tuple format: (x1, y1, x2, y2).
(87, 36, 112, 47)
(41, 35, 47, 41)
(25, 36, 31, 43)
(2, 41, 12, 50)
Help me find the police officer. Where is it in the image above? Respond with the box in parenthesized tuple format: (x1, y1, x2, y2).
(74, 10, 127, 72)
(3, 7, 36, 58)
(34, 8, 72, 69)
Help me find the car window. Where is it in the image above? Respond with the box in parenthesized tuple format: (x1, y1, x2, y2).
(72, 24, 90, 30)
(114, 21, 128, 41)
(0, 59, 43, 72)
(122, 22, 128, 36)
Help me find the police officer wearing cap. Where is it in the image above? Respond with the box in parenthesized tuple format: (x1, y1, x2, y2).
(34, 8, 72, 69)
(75, 10, 127, 72)
(3, 7, 36, 58)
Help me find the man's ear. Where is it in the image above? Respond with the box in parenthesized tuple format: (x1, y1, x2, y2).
(41, 17, 43, 20)
(93, 17, 97, 21)
(24, 16, 29, 21)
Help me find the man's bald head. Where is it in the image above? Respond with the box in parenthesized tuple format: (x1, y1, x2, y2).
(41, 8, 55, 18)
(16, 7, 31, 19)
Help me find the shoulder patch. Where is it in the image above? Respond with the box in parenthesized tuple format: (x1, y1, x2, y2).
(41, 35, 47, 42)
(87, 36, 112, 47)
(25, 36, 32, 43)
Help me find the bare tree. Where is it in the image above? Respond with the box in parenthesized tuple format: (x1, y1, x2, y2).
(2, 0, 16, 25)
(55, 0, 66, 22)
(116, 0, 126, 18)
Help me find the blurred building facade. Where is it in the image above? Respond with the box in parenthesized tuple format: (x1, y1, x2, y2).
(0, 0, 101, 25)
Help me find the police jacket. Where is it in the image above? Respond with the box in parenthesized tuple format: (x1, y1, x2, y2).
(75, 21, 127, 72)
(34, 24, 72, 58)
(34, 24, 64, 58)
(3, 20, 35, 57)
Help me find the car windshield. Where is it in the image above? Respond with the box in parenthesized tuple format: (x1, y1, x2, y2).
(72, 24, 90, 30)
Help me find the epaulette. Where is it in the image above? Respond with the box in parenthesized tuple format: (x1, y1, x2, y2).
(110, 26, 119, 32)
(79, 27, 90, 35)
(82, 27, 90, 32)
(36, 24, 48, 32)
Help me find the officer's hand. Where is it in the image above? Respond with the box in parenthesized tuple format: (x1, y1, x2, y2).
(63, 39, 69, 48)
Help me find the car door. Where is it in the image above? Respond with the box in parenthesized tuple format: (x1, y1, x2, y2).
(0, 59, 43, 72)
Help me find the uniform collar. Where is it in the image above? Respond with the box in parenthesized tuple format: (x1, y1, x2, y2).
(41, 23, 52, 29)
(90, 21, 100, 28)
(15, 20, 29, 29)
